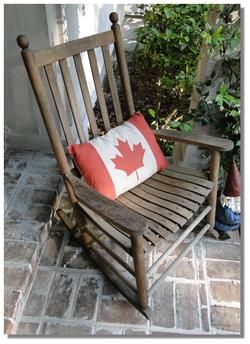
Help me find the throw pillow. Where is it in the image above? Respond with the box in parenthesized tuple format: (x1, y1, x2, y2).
(68, 112, 167, 199)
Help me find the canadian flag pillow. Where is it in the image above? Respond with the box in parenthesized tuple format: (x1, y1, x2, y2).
(68, 112, 167, 199)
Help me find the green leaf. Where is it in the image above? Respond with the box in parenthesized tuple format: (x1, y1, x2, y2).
(170, 120, 181, 129)
(181, 122, 193, 132)
(229, 110, 239, 118)
(151, 27, 160, 36)
(215, 94, 224, 106)
(165, 28, 172, 35)
(224, 95, 240, 105)
(201, 31, 211, 44)
(219, 81, 227, 96)
(148, 108, 156, 117)
(216, 25, 223, 35)
(164, 7, 172, 18)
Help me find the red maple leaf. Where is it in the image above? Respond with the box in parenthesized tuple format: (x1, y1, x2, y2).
(111, 139, 145, 179)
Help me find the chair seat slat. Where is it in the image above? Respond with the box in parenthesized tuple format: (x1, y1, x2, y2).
(140, 182, 199, 212)
(131, 185, 193, 219)
(117, 195, 179, 233)
(143, 227, 162, 246)
(59, 58, 86, 143)
(146, 177, 205, 204)
(167, 164, 208, 179)
(160, 168, 214, 188)
(147, 221, 171, 240)
(124, 192, 187, 227)
(152, 173, 211, 196)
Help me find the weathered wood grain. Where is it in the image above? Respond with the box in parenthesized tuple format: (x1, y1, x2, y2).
(160, 169, 213, 188)
(118, 195, 179, 233)
(123, 191, 187, 226)
(152, 173, 211, 196)
(102, 45, 123, 124)
(88, 49, 111, 131)
(59, 58, 86, 142)
(65, 172, 147, 236)
(138, 183, 199, 212)
(73, 54, 99, 137)
(33, 31, 115, 67)
(145, 178, 205, 204)
(154, 129, 233, 152)
(44, 63, 74, 145)
(130, 185, 193, 219)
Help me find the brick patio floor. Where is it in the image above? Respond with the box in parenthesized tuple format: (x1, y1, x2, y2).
(4, 148, 62, 334)
(4, 149, 241, 336)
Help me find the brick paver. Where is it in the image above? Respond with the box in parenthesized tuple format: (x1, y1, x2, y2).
(150, 281, 174, 328)
(15, 218, 241, 336)
(4, 148, 62, 334)
(45, 272, 79, 318)
(210, 306, 240, 332)
(175, 283, 200, 330)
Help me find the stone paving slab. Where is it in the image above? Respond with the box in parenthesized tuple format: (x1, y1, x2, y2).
(4, 148, 62, 335)
(40, 322, 93, 336)
(175, 283, 200, 330)
(15, 219, 241, 336)
(4, 219, 49, 243)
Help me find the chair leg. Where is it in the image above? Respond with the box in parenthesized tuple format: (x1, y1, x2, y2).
(57, 207, 93, 247)
(131, 235, 148, 310)
(207, 150, 220, 231)
(74, 204, 94, 247)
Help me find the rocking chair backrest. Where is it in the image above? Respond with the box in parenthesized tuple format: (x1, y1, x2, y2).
(17, 12, 134, 198)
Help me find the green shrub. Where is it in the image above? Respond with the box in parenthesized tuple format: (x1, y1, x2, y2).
(134, 4, 209, 155)
(193, 4, 240, 172)
(133, 4, 240, 171)
(135, 4, 209, 98)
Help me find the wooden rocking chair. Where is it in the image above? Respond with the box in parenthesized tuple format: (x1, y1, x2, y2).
(17, 12, 233, 319)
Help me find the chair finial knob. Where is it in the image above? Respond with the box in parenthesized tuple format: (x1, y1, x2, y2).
(109, 12, 119, 24)
(17, 34, 29, 49)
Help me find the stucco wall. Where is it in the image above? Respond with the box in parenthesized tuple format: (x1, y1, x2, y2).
(4, 4, 125, 151)
(4, 4, 50, 150)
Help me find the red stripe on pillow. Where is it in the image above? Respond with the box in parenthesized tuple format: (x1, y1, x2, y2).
(128, 112, 167, 170)
(68, 143, 116, 199)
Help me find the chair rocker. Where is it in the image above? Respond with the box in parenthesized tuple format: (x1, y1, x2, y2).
(17, 12, 233, 319)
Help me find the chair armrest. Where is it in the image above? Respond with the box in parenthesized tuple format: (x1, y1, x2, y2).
(153, 129, 233, 152)
(65, 173, 147, 236)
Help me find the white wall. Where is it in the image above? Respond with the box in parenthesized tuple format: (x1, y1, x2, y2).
(5, 4, 125, 151)
(4, 4, 51, 150)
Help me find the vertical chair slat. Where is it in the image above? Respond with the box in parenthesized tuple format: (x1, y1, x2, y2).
(110, 14, 135, 116)
(59, 58, 86, 143)
(44, 64, 74, 145)
(102, 45, 123, 124)
(87, 49, 111, 132)
(73, 54, 99, 137)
